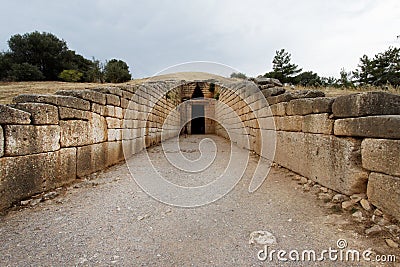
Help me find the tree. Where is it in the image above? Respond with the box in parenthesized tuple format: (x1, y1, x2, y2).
(58, 69, 83, 82)
(8, 31, 68, 80)
(339, 68, 354, 88)
(86, 57, 104, 83)
(0, 52, 13, 81)
(230, 72, 247, 79)
(353, 47, 400, 87)
(293, 71, 322, 87)
(60, 50, 93, 81)
(104, 59, 131, 83)
(265, 49, 302, 83)
(8, 63, 45, 81)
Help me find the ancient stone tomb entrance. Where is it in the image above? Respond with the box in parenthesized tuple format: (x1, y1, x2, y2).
(180, 82, 215, 135)
(191, 104, 205, 134)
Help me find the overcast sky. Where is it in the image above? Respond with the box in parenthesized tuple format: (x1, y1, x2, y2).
(0, 0, 399, 78)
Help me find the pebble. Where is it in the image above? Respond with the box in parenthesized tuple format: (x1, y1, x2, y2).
(303, 184, 311, 192)
(332, 194, 347, 203)
(360, 199, 371, 211)
(20, 200, 31, 206)
(30, 198, 42, 206)
(43, 191, 59, 200)
(385, 225, 400, 235)
(374, 209, 383, 216)
(292, 175, 301, 181)
(352, 211, 364, 222)
(320, 187, 328, 193)
(385, 239, 399, 248)
(350, 194, 366, 203)
(299, 177, 308, 184)
(365, 225, 382, 235)
(341, 200, 355, 210)
(318, 193, 332, 201)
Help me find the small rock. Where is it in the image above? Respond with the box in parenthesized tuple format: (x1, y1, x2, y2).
(385, 225, 400, 235)
(249, 230, 277, 245)
(352, 211, 364, 222)
(374, 209, 383, 216)
(43, 191, 59, 200)
(320, 187, 329, 193)
(30, 198, 42, 206)
(299, 177, 308, 184)
(365, 225, 382, 235)
(313, 184, 321, 191)
(377, 217, 390, 226)
(360, 199, 371, 211)
(318, 193, 332, 201)
(332, 194, 347, 203)
(350, 193, 366, 203)
(20, 200, 31, 206)
(341, 200, 355, 210)
(303, 184, 311, 192)
(292, 175, 301, 181)
(385, 239, 399, 248)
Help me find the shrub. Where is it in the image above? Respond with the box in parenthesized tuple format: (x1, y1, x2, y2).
(58, 69, 83, 82)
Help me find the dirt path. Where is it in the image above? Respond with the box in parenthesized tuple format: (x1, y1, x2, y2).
(0, 135, 398, 266)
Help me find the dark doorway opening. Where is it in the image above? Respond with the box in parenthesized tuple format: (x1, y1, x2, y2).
(192, 84, 204, 99)
(191, 104, 205, 134)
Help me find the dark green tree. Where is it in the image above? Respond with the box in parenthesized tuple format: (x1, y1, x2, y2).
(60, 50, 93, 81)
(293, 71, 322, 87)
(9, 63, 45, 81)
(0, 52, 13, 81)
(353, 47, 400, 87)
(265, 49, 302, 83)
(104, 59, 131, 83)
(8, 31, 68, 80)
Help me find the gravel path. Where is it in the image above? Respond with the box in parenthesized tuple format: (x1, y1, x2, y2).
(0, 135, 398, 266)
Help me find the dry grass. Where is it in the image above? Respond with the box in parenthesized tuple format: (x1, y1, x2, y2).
(0, 80, 142, 105)
(288, 85, 400, 97)
(0, 72, 398, 105)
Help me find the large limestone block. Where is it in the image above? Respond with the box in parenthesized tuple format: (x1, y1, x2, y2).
(60, 120, 90, 147)
(332, 92, 400, 118)
(107, 141, 124, 166)
(275, 131, 368, 194)
(89, 113, 108, 143)
(59, 107, 91, 120)
(0, 105, 31, 124)
(11, 103, 58, 125)
(312, 97, 335, 114)
(334, 115, 400, 139)
(367, 172, 400, 221)
(362, 139, 400, 176)
(77, 143, 108, 177)
(56, 89, 106, 105)
(5, 125, 60, 156)
(269, 103, 287, 116)
(13, 94, 90, 111)
(106, 94, 121, 106)
(0, 148, 76, 211)
(275, 116, 303, 132)
(286, 99, 313, 115)
(302, 113, 334, 134)
(0, 126, 3, 157)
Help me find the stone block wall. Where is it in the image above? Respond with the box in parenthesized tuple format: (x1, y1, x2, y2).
(0, 82, 181, 211)
(215, 81, 400, 220)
